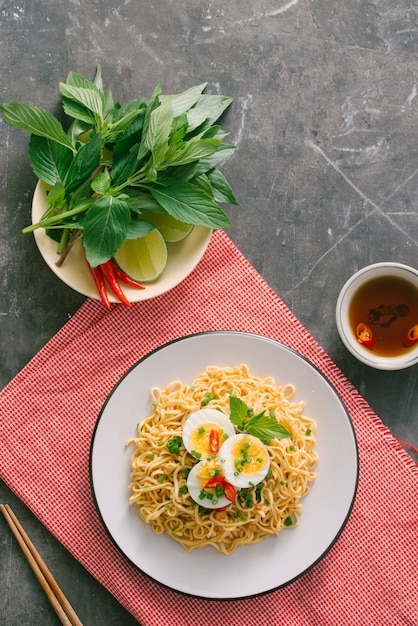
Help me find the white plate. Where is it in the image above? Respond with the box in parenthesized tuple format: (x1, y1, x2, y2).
(32, 181, 212, 302)
(90, 332, 358, 599)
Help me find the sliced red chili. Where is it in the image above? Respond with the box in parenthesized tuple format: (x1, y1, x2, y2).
(209, 429, 220, 455)
(356, 322, 374, 348)
(404, 324, 418, 346)
(223, 481, 236, 502)
(110, 259, 145, 290)
(203, 475, 225, 489)
(88, 264, 110, 309)
(100, 260, 131, 307)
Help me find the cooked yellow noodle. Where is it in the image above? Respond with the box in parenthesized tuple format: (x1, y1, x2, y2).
(127, 364, 317, 555)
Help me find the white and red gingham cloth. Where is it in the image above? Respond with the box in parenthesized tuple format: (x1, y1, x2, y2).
(0, 230, 417, 626)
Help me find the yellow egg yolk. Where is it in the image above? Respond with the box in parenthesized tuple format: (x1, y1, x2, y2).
(196, 459, 221, 486)
(189, 423, 225, 457)
(232, 435, 269, 476)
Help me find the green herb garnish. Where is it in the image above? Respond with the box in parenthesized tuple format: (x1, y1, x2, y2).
(200, 392, 219, 407)
(229, 396, 292, 444)
(0, 66, 238, 268)
(167, 435, 183, 455)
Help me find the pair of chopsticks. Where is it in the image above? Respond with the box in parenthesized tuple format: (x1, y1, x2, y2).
(1, 504, 83, 626)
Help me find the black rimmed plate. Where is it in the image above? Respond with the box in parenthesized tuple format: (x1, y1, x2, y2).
(90, 331, 358, 599)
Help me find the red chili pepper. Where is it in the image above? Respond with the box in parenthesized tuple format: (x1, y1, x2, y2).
(209, 429, 220, 455)
(110, 259, 145, 290)
(100, 260, 131, 307)
(88, 264, 110, 309)
(356, 322, 374, 348)
(404, 323, 418, 346)
(223, 481, 236, 502)
(203, 475, 225, 489)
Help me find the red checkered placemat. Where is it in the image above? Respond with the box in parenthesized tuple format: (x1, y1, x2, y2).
(1, 230, 417, 626)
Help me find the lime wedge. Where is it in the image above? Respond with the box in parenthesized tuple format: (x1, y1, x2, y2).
(144, 213, 194, 243)
(113, 229, 168, 283)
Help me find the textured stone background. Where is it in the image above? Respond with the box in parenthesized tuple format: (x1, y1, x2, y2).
(1, 1, 417, 624)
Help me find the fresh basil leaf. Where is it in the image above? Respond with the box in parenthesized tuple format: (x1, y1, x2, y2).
(92, 65, 104, 92)
(45, 182, 66, 210)
(106, 108, 146, 142)
(201, 125, 229, 140)
(164, 138, 221, 168)
(111, 149, 138, 187)
(229, 396, 249, 427)
(160, 83, 207, 117)
(45, 227, 64, 244)
(206, 167, 239, 205)
(109, 99, 146, 124)
(91, 169, 111, 195)
(103, 89, 114, 118)
(67, 119, 91, 145)
(65, 132, 102, 196)
(29, 135, 73, 186)
(158, 161, 202, 183)
(61, 97, 95, 126)
(0, 103, 75, 151)
(171, 113, 188, 142)
(144, 97, 173, 153)
(136, 97, 159, 164)
(194, 94, 233, 125)
(82, 196, 131, 266)
(193, 144, 236, 175)
(126, 218, 155, 239)
(186, 108, 212, 133)
(192, 173, 213, 198)
(147, 180, 232, 229)
(243, 413, 292, 444)
(67, 177, 94, 207)
(65, 70, 101, 91)
(123, 190, 163, 213)
(59, 84, 105, 119)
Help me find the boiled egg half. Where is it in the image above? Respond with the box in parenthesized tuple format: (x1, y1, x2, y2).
(186, 459, 232, 509)
(218, 433, 270, 488)
(182, 408, 236, 460)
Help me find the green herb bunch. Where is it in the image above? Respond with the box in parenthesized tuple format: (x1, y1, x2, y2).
(0, 66, 238, 267)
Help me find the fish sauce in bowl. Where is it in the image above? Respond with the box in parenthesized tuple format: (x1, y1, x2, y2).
(336, 262, 418, 369)
(349, 275, 418, 358)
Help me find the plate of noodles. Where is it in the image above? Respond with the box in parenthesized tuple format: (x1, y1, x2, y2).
(90, 331, 358, 599)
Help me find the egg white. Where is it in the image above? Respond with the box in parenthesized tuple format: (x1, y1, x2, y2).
(186, 461, 232, 509)
(182, 408, 236, 459)
(218, 433, 270, 488)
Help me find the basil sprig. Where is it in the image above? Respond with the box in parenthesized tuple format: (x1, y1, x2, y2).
(229, 396, 292, 444)
(0, 66, 238, 267)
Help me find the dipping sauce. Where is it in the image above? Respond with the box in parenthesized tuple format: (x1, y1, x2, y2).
(349, 275, 418, 357)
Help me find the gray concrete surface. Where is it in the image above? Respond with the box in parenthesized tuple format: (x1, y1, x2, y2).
(1, 1, 417, 624)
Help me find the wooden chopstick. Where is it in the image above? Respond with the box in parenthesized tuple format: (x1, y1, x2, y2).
(0, 504, 83, 626)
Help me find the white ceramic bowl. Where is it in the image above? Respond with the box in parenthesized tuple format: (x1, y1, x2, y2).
(31, 181, 212, 303)
(336, 262, 418, 370)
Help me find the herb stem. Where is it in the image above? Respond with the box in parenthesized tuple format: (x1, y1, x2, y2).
(22, 200, 93, 234)
(55, 230, 82, 267)
(57, 228, 70, 255)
